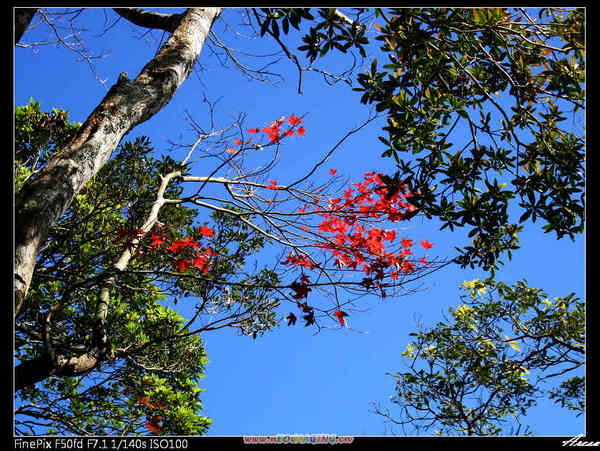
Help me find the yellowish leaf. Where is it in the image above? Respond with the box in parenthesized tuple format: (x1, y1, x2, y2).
(505, 335, 521, 352)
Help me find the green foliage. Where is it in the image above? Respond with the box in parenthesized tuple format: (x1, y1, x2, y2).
(380, 278, 584, 435)
(354, 8, 585, 272)
(14, 98, 81, 193)
(15, 8, 585, 436)
(14, 101, 283, 435)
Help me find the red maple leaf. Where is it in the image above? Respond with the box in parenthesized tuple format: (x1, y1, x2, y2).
(146, 421, 161, 435)
(420, 239, 434, 250)
(303, 310, 315, 327)
(192, 255, 210, 274)
(296, 126, 306, 137)
(333, 310, 348, 326)
(288, 113, 302, 126)
(166, 241, 185, 253)
(262, 125, 282, 144)
(247, 127, 259, 134)
(402, 260, 416, 274)
(401, 237, 413, 253)
(198, 225, 214, 238)
(290, 281, 311, 300)
(281, 253, 315, 269)
(176, 258, 190, 271)
(177, 236, 200, 249)
(286, 312, 297, 326)
(149, 232, 166, 248)
(383, 229, 396, 242)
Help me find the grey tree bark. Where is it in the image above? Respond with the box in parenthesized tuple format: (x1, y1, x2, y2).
(14, 8, 222, 319)
(14, 8, 38, 44)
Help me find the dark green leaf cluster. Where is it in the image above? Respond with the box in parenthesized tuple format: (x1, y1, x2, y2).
(15, 98, 81, 193)
(256, 8, 370, 62)
(548, 376, 584, 415)
(258, 8, 315, 39)
(354, 8, 585, 271)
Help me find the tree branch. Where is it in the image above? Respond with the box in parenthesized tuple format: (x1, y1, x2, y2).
(113, 8, 184, 33)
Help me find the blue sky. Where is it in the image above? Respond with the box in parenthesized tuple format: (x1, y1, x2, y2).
(14, 8, 585, 437)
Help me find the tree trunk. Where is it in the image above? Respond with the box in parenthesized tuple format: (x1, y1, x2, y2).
(14, 8, 222, 317)
(15, 352, 103, 392)
(14, 8, 38, 44)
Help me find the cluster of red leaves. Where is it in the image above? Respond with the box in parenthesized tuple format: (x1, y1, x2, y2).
(296, 298, 316, 326)
(228, 114, 306, 154)
(281, 276, 317, 327)
(226, 138, 251, 154)
(281, 252, 315, 270)
(284, 171, 434, 327)
(155, 227, 215, 274)
(256, 113, 306, 144)
(112, 228, 148, 255)
(123, 379, 167, 435)
(114, 223, 215, 275)
(145, 416, 162, 435)
(289, 274, 312, 300)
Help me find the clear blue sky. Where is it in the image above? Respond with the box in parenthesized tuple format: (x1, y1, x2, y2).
(14, 8, 585, 437)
